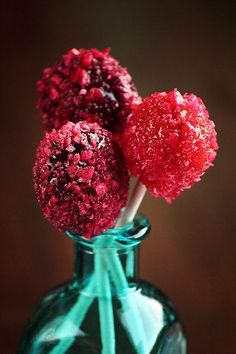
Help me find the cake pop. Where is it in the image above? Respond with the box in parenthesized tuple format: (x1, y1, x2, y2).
(37, 48, 141, 133)
(33, 121, 129, 238)
(122, 89, 218, 203)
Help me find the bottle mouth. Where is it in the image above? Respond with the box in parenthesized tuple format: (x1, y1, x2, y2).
(66, 213, 151, 247)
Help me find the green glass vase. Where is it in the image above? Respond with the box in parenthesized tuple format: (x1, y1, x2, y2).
(18, 215, 187, 353)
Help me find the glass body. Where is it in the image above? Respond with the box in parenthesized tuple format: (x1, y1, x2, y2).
(18, 215, 187, 353)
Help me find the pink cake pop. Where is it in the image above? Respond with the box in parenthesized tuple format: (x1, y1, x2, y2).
(123, 89, 218, 203)
(37, 48, 141, 133)
(33, 121, 129, 238)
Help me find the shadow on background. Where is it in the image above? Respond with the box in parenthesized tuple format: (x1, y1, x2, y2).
(0, 1, 235, 353)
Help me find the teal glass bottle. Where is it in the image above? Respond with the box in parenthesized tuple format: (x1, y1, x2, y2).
(18, 215, 187, 353)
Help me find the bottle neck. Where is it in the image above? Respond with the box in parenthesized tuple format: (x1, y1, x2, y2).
(73, 239, 140, 289)
(68, 214, 151, 295)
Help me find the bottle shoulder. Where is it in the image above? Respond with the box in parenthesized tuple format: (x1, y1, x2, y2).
(19, 279, 186, 354)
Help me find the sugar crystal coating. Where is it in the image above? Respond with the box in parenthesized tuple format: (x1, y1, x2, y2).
(37, 48, 141, 133)
(123, 89, 218, 202)
(33, 121, 129, 238)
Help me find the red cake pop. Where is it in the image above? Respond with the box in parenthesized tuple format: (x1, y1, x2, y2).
(33, 121, 129, 238)
(123, 89, 218, 203)
(37, 48, 141, 133)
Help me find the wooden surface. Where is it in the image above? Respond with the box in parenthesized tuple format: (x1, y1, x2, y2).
(0, 1, 235, 353)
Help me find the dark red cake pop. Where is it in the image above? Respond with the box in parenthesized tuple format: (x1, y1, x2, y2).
(37, 48, 141, 133)
(33, 121, 129, 238)
(123, 89, 218, 203)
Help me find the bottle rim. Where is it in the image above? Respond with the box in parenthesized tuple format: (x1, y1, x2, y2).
(66, 213, 151, 248)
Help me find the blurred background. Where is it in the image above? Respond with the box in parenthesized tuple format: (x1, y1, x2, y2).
(0, 0, 235, 353)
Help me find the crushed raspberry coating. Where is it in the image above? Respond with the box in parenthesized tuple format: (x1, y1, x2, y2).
(37, 48, 141, 133)
(33, 121, 129, 238)
(123, 89, 218, 202)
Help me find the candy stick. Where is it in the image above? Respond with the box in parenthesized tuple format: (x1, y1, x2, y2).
(95, 250, 116, 354)
(126, 246, 135, 278)
(103, 247, 148, 354)
(49, 277, 96, 354)
(46, 234, 114, 354)
(42, 234, 145, 354)
(116, 180, 146, 227)
(32, 276, 96, 354)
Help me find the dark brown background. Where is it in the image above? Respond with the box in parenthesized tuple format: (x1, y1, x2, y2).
(1, 1, 235, 353)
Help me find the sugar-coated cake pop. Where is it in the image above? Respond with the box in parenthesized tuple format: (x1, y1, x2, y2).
(37, 48, 141, 133)
(33, 121, 129, 238)
(123, 89, 218, 203)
